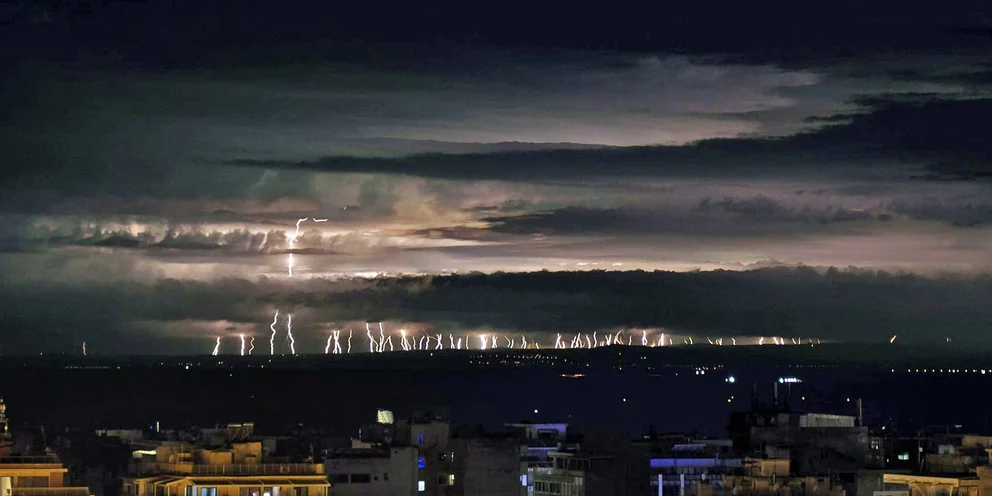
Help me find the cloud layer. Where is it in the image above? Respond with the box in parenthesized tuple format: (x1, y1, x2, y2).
(2, 1, 992, 353)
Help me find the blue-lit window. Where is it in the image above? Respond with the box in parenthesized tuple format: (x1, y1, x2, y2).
(418, 456, 426, 468)
(417, 434, 426, 445)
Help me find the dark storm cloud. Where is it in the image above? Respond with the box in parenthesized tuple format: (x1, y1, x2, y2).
(4, 0, 992, 356)
(2, 269, 992, 354)
(229, 97, 992, 183)
(479, 199, 878, 238)
(4, 2, 989, 69)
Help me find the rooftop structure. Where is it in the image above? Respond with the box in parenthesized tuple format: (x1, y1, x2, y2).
(123, 437, 328, 496)
(0, 398, 94, 496)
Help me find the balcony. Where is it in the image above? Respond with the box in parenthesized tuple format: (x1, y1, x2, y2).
(12, 488, 92, 496)
(0, 456, 64, 469)
(129, 462, 324, 476)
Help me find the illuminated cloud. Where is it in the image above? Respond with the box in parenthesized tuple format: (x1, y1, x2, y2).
(2, 1, 992, 353)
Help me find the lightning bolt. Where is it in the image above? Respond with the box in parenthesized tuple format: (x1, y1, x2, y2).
(313, 218, 328, 222)
(731, 337, 736, 345)
(504, 335, 512, 348)
(435, 333, 443, 350)
(627, 335, 632, 346)
(347, 329, 353, 353)
(240, 334, 246, 356)
(586, 335, 592, 349)
(325, 333, 333, 354)
(386, 335, 394, 352)
(287, 217, 308, 277)
(400, 329, 411, 351)
(270, 311, 279, 355)
(249, 336, 255, 355)
(287, 314, 296, 355)
(212, 337, 220, 356)
(491, 334, 498, 349)
(890, 334, 897, 344)
(555, 333, 562, 349)
(291, 217, 309, 243)
(82, 341, 87, 356)
(642, 330, 648, 346)
(479, 334, 488, 350)
(759, 337, 765, 345)
(707, 337, 714, 345)
(658, 333, 665, 346)
(333, 330, 342, 354)
(521, 335, 528, 348)
(449, 334, 455, 349)
(615, 330, 623, 344)
(593, 332, 598, 348)
(378, 322, 386, 353)
(366, 322, 375, 353)
(457, 338, 463, 350)
(688, 336, 693, 345)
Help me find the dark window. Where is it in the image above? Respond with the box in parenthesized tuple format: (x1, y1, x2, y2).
(418, 434, 426, 444)
(292, 488, 307, 496)
(438, 476, 446, 485)
(350, 474, 372, 484)
(383, 473, 389, 481)
(185, 488, 192, 496)
(329, 474, 348, 484)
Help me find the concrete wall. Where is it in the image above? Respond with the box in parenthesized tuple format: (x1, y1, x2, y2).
(324, 447, 417, 496)
(451, 438, 519, 496)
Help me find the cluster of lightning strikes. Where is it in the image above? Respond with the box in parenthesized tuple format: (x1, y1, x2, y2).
(213, 326, 826, 355)
(220, 217, 829, 355)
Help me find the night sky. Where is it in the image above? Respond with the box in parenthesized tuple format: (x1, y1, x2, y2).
(2, 2, 992, 354)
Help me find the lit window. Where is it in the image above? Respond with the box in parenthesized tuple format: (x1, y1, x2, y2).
(418, 434, 426, 445)
(898, 453, 910, 461)
(418, 457, 426, 468)
(418, 481, 425, 492)
(448, 474, 455, 486)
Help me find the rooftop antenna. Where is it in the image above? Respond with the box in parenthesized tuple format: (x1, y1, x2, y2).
(857, 398, 864, 426)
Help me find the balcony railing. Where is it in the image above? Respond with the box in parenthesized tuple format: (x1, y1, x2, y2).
(13, 488, 91, 496)
(0, 456, 63, 468)
(130, 462, 324, 476)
